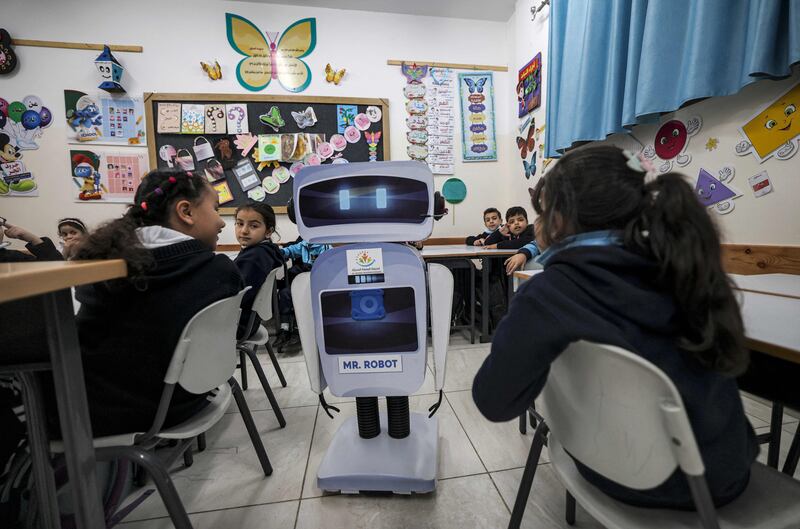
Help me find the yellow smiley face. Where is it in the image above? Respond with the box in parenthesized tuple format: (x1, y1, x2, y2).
(742, 82, 800, 158)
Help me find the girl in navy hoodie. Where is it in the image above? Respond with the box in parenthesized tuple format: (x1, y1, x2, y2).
(233, 202, 285, 340)
(473, 145, 757, 509)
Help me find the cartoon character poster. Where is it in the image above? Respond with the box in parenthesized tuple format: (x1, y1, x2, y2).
(69, 149, 147, 203)
(459, 72, 497, 162)
(642, 116, 701, 173)
(64, 89, 146, 145)
(517, 53, 542, 118)
(735, 82, 800, 163)
(0, 94, 53, 196)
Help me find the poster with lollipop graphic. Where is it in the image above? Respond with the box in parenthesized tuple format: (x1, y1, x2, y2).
(459, 72, 497, 162)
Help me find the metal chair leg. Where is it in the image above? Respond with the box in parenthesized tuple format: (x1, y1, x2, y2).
(518, 413, 527, 434)
(783, 421, 800, 476)
(265, 342, 287, 388)
(508, 419, 550, 529)
(239, 350, 248, 390)
(197, 433, 206, 452)
(229, 378, 273, 476)
(97, 445, 193, 529)
(183, 448, 193, 468)
(18, 373, 60, 529)
(565, 490, 576, 525)
(243, 345, 286, 428)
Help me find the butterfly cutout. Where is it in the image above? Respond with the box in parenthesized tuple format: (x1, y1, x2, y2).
(259, 106, 285, 132)
(464, 77, 488, 93)
(325, 63, 346, 85)
(516, 121, 535, 159)
(234, 134, 258, 156)
(523, 154, 537, 180)
(226, 14, 316, 92)
(291, 106, 317, 129)
(401, 62, 428, 84)
(200, 60, 222, 80)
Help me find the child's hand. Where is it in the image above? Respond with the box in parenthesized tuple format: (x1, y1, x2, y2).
(499, 225, 510, 236)
(473, 238, 484, 246)
(505, 253, 527, 275)
(3, 223, 42, 246)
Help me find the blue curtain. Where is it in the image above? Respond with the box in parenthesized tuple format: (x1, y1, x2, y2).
(545, 0, 800, 158)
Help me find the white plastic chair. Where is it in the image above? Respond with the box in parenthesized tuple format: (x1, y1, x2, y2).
(52, 288, 273, 529)
(237, 267, 286, 428)
(509, 340, 800, 529)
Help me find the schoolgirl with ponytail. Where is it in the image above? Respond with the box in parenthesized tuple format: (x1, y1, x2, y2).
(474, 144, 757, 509)
(49, 169, 244, 438)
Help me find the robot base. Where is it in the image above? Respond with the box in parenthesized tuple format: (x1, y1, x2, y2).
(317, 411, 438, 494)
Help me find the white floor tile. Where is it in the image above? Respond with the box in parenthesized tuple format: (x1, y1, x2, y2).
(438, 347, 490, 392)
(741, 394, 799, 428)
(446, 390, 548, 472)
(492, 465, 603, 529)
(123, 406, 316, 521)
(120, 500, 298, 528)
(232, 356, 319, 411)
(295, 474, 510, 529)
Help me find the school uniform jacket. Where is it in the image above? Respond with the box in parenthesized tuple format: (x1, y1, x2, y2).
(465, 229, 504, 246)
(496, 224, 535, 249)
(50, 238, 244, 438)
(473, 244, 758, 509)
(234, 240, 285, 339)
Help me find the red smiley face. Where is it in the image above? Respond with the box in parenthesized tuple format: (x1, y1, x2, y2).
(654, 120, 687, 159)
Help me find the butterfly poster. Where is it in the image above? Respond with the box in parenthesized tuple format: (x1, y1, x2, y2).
(458, 72, 497, 162)
(517, 53, 542, 117)
(225, 13, 316, 93)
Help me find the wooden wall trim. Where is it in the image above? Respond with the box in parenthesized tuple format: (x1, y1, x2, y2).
(720, 244, 800, 275)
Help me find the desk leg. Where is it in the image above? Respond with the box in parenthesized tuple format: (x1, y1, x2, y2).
(767, 403, 783, 469)
(480, 257, 491, 343)
(42, 290, 106, 529)
(469, 260, 476, 344)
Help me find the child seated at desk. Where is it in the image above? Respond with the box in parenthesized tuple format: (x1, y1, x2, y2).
(56, 169, 243, 438)
(473, 145, 757, 509)
(0, 218, 63, 262)
(482, 206, 535, 249)
(57, 217, 89, 260)
(465, 207, 504, 247)
(233, 202, 285, 340)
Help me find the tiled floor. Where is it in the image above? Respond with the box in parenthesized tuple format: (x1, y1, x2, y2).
(120, 336, 799, 528)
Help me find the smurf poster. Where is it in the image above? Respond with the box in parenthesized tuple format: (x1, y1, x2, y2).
(69, 149, 147, 203)
(64, 89, 146, 146)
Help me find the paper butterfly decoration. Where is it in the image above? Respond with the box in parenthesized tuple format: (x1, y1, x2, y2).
(225, 13, 316, 92)
(325, 63, 346, 85)
(259, 106, 285, 132)
(464, 77, 488, 94)
(523, 155, 536, 180)
(291, 106, 317, 129)
(516, 121, 535, 159)
(401, 62, 428, 84)
(200, 60, 222, 80)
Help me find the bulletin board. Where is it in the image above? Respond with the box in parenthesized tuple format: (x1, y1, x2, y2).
(144, 93, 391, 214)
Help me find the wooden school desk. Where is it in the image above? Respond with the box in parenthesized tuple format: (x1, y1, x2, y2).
(422, 245, 517, 343)
(0, 260, 127, 529)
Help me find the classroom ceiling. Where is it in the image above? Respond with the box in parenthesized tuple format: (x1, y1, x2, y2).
(244, 0, 518, 22)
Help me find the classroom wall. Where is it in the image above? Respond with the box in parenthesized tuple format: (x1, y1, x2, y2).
(507, 0, 800, 245)
(1, 0, 512, 248)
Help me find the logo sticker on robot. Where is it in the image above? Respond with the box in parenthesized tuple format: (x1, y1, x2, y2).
(346, 247, 384, 275)
(338, 354, 403, 374)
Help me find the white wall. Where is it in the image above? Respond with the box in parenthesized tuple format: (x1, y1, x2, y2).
(507, 0, 800, 245)
(1, 0, 512, 248)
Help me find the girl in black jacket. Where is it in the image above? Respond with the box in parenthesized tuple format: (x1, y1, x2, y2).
(473, 145, 757, 509)
(233, 202, 285, 339)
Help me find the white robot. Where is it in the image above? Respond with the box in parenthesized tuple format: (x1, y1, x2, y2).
(291, 160, 453, 494)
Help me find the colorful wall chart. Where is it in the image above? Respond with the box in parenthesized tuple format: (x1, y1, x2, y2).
(459, 72, 497, 162)
(517, 53, 542, 117)
(69, 149, 147, 203)
(401, 62, 430, 163)
(64, 90, 146, 145)
(424, 67, 455, 174)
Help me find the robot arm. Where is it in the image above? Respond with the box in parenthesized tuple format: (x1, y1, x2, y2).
(427, 263, 453, 391)
(291, 272, 327, 394)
